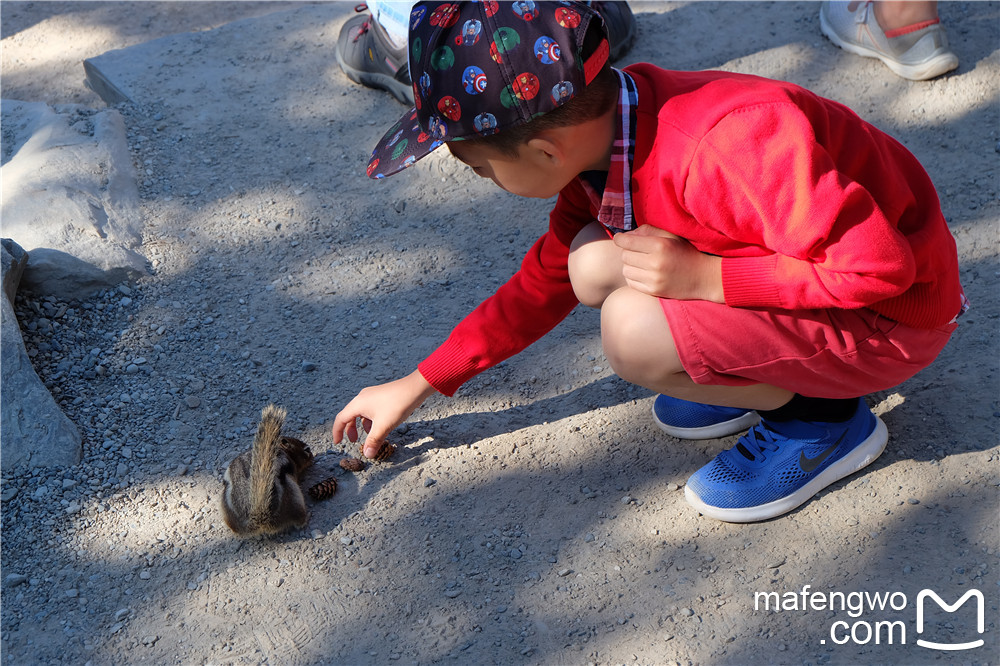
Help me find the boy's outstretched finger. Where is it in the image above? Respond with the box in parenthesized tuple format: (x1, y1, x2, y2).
(332, 410, 360, 444)
(361, 436, 384, 460)
(360, 420, 393, 458)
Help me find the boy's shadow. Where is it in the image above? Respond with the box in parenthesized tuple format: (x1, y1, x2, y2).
(403, 377, 642, 450)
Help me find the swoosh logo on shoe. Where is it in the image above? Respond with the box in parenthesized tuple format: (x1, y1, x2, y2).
(799, 433, 847, 473)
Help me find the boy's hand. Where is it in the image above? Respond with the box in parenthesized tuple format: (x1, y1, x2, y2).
(614, 225, 724, 303)
(332, 370, 437, 459)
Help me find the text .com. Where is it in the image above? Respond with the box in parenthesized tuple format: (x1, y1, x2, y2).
(754, 586, 985, 650)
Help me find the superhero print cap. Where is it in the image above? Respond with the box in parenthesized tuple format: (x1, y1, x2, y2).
(367, 1, 609, 179)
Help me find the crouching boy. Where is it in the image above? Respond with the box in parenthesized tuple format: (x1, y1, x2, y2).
(333, 1, 965, 522)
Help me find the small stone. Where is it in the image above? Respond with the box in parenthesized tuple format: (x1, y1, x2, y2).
(66, 589, 79, 598)
(510, 548, 522, 559)
(557, 568, 572, 577)
(340, 536, 353, 546)
(423, 478, 437, 487)
(114, 608, 130, 621)
(679, 608, 694, 617)
(665, 483, 679, 491)
(4, 574, 28, 587)
(141, 635, 159, 646)
(584, 533, 595, 542)
(301, 361, 318, 372)
(184, 396, 201, 409)
(443, 588, 461, 598)
(139, 571, 151, 580)
(620, 495, 632, 504)
(907, 498, 920, 505)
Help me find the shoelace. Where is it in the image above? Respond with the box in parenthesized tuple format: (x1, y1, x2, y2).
(736, 425, 782, 462)
(352, 3, 371, 43)
(352, 19, 371, 43)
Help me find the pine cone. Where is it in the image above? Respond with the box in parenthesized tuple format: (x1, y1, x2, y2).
(360, 441, 396, 462)
(339, 457, 365, 472)
(373, 442, 395, 461)
(308, 476, 338, 500)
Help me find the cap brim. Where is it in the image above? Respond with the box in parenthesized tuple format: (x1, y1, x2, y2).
(366, 106, 446, 179)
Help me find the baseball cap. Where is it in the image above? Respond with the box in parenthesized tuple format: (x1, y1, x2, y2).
(366, 1, 610, 179)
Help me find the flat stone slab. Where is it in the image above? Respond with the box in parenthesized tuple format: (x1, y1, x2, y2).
(83, 4, 354, 108)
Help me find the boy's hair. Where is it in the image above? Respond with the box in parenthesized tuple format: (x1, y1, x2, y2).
(460, 22, 618, 158)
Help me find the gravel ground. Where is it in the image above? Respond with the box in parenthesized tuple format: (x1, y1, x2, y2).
(2, 2, 998, 665)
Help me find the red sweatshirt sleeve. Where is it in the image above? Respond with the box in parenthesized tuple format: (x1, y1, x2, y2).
(684, 102, 919, 311)
(417, 184, 592, 396)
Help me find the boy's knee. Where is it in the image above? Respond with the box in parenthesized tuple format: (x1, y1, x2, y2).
(601, 287, 683, 385)
(600, 288, 647, 370)
(568, 222, 625, 308)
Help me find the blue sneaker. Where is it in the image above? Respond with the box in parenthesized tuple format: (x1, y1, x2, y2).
(652, 394, 759, 440)
(684, 398, 888, 522)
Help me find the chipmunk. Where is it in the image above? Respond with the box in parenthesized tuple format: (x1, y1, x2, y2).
(221, 404, 314, 536)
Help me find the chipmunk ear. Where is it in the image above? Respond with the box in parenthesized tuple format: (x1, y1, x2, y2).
(279, 436, 314, 473)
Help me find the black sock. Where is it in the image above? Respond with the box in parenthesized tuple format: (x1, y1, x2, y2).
(758, 394, 860, 423)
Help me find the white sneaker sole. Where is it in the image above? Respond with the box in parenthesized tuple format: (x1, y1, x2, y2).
(685, 416, 889, 523)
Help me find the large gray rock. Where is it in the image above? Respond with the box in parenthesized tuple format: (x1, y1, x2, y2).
(1, 239, 82, 468)
(1, 100, 146, 300)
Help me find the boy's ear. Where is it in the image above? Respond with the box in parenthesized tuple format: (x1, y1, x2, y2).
(525, 135, 566, 167)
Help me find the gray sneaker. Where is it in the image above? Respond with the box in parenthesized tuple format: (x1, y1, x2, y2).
(819, 0, 958, 81)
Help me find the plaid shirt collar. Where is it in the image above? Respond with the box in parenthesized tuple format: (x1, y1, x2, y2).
(578, 68, 638, 234)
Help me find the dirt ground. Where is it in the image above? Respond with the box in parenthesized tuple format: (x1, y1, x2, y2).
(1, 2, 998, 665)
